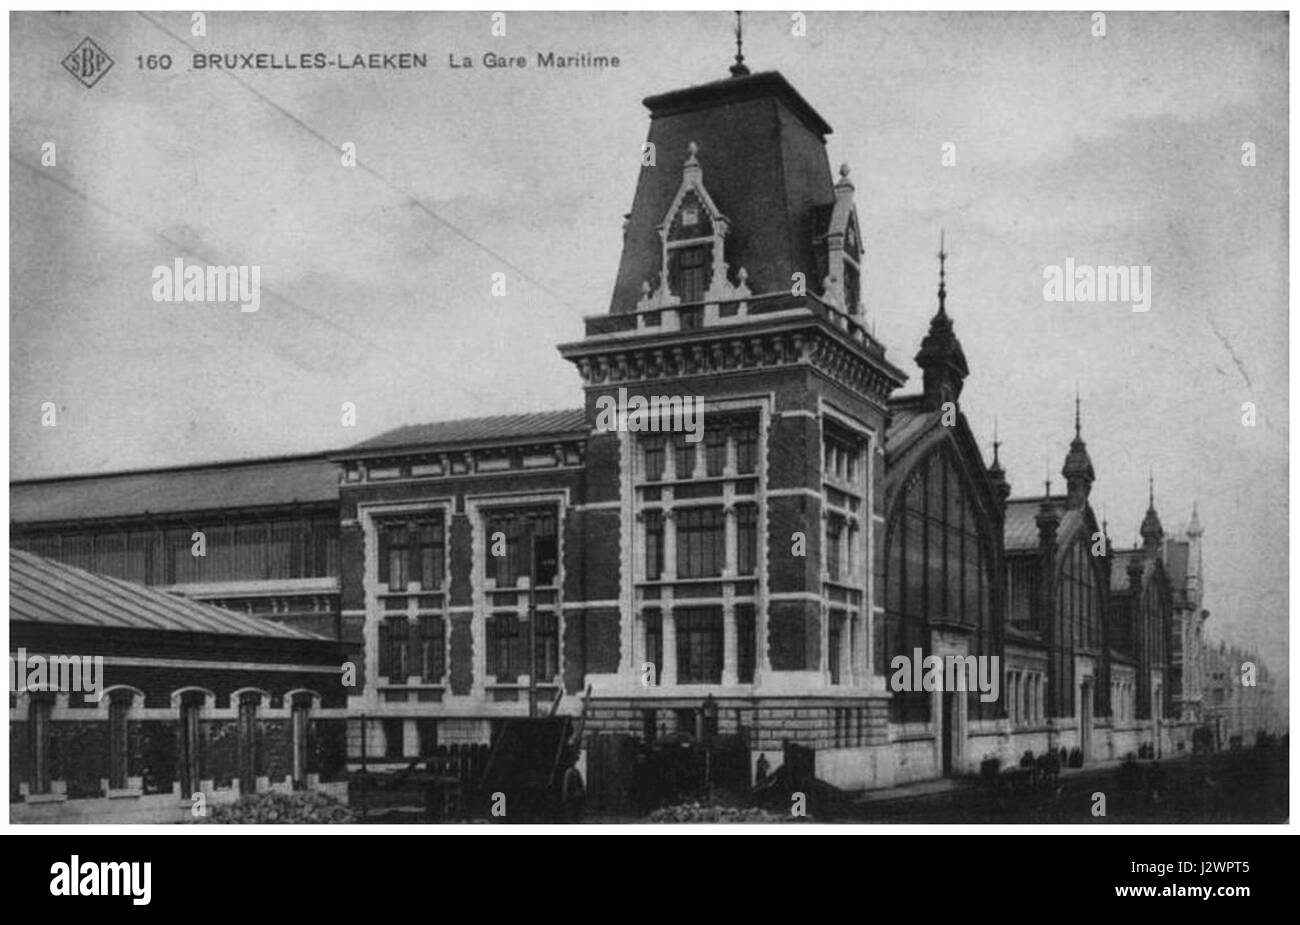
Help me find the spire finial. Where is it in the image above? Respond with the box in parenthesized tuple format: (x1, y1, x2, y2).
(1074, 386, 1081, 439)
(730, 11, 750, 77)
(1148, 469, 1155, 509)
(937, 229, 948, 315)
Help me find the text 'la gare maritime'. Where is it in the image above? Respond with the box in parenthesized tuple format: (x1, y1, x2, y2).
(190, 51, 620, 70)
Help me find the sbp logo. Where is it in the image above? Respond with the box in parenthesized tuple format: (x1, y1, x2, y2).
(62, 37, 114, 88)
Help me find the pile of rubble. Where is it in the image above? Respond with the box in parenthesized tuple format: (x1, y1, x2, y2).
(646, 802, 805, 824)
(195, 790, 356, 824)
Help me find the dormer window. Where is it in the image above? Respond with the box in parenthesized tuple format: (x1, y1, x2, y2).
(637, 142, 750, 311)
(671, 243, 711, 303)
(821, 163, 865, 315)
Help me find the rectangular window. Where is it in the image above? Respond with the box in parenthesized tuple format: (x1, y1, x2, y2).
(30, 698, 53, 795)
(644, 511, 664, 580)
(534, 611, 559, 681)
(828, 610, 845, 684)
(705, 428, 727, 477)
(676, 607, 723, 684)
(644, 610, 663, 684)
(487, 614, 522, 683)
(380, 523, 409, 590)
(420, 615, 445, 683)
(673, 435, 695, 481)
(238, 694, 259, 793)
(826, 517, 843, 583)
(291, 698, 311, 787)
(671, 244, 710, 303)
(533, 515, 559, 586)
(736, 504, 758, 576)
(736, 604, 756, 684)
(734, 426, 758, 475)
(418, 520, 445, 590)
(108, 694, 130, 790)
(380, 617, 409, 681)
(486, 511, 558, 587)
(179, 694, 202, 799)
(677, 506, 724, 578)
(643, 437, 666, 482)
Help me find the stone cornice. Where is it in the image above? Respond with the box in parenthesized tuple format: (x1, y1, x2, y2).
(559, 315, 904, 403)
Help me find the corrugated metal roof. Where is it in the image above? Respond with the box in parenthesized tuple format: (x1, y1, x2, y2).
(9, 549, 325, 640)
(11, 455, 338, 524)
(347, 408, 587, 453)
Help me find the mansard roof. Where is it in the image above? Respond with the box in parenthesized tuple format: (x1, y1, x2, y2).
(344, 408, 588, 456)
(610, 70, 838, 314)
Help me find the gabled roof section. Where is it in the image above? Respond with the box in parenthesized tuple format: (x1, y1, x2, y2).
(883, 404, 940, 461)
(1004, 496, 1068, 552)
(9, 549, 325, 640)
(1109, 547, 1168, 593)
(11, 454, 338, 525)
(342, 408, 587, 456)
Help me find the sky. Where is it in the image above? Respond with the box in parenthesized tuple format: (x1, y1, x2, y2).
(9, 11, 1288, 704)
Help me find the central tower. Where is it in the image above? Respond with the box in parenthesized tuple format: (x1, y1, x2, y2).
(559, 62, 906, 784)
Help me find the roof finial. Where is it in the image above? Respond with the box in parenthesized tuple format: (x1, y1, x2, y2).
(730, 11, 750, 77)
(937, 229, 948, 316)
(1074, 386, 1081, 439)
(992, 418, 1001, 465)
(1148, 469, 1155, 509)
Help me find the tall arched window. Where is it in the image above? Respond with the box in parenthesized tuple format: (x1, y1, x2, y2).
(880, 449, 996, 722)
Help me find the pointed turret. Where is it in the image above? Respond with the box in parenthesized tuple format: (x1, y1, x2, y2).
(1061, 392, 1095, 510)
(1141, 472, 1164, 554)
(988, 422, 1011, 509)
(914, 233, 969, 409)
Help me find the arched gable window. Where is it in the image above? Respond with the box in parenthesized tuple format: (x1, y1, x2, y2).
(638, 142, 750, 311)
(880, 447, 995, 722)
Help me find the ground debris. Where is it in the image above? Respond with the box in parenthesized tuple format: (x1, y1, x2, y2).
(646, 802, 804, 824)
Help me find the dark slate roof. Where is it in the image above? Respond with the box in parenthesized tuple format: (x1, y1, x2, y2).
(344, 408, 588, 455)
(642, 71, 833, 138)
(610, 71, 838, 314)
(9, 549, 324, 639)
(10, 455, 338, 525)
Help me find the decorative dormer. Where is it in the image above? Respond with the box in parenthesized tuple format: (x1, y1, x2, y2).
(637, 142, 750, 311)
(821, 164, 863, 315)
